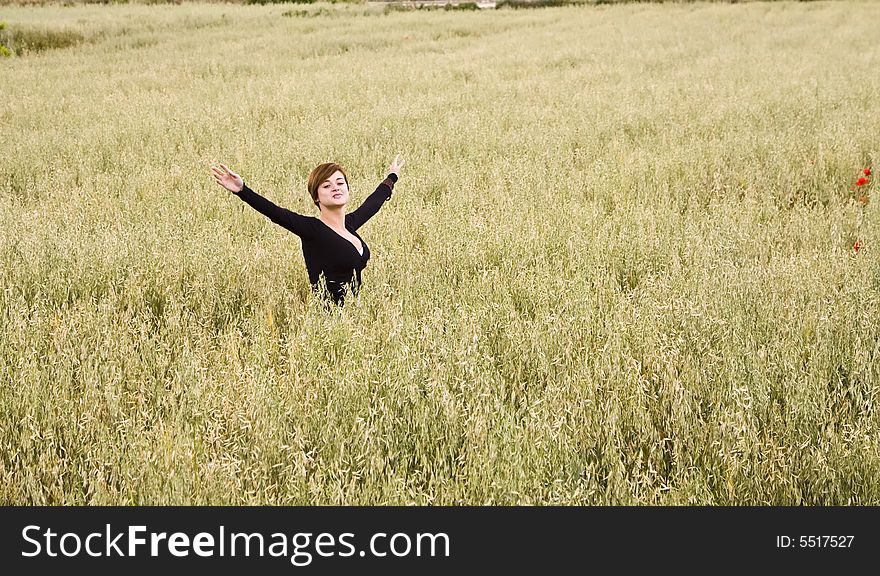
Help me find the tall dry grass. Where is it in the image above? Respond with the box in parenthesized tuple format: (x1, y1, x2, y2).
(1, 1, 879, 504)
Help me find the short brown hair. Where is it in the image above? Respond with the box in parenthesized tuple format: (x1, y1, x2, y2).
(307, 162, 348, 208)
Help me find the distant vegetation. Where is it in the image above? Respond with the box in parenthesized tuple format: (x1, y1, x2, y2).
(0, 0, 808, 6)
(0, 22, 87, 55)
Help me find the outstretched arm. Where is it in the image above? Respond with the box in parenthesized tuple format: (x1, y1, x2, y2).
(211, 164, 314, 239)
(347, 154, 405, 231)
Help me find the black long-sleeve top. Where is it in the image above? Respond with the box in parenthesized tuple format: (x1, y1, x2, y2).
(233, 174, 397, 305)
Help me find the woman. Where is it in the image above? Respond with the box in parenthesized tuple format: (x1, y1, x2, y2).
(211, 155, 405, 305)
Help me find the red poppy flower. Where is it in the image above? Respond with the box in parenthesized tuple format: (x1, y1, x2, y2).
(865, 168, 872, 176)
(853, 240, 863, 252)
(857, 177, 869, 186)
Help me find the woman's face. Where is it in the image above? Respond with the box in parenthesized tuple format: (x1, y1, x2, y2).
(316, 170, 349, 210)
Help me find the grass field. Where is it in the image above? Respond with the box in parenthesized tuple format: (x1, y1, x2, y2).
(1, 1, 879, 505)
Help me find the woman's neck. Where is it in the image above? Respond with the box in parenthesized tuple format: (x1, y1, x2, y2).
(319, 206, 346, 230)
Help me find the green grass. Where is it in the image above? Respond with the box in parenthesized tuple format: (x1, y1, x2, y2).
(0, 1, 879, 505)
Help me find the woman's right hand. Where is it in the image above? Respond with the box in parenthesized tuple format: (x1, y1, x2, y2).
(388, 154, 405, 178)
(211, 164, 244, 193)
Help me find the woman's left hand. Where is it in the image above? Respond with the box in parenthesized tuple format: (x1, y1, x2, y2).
(389, 154, 405, 178)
